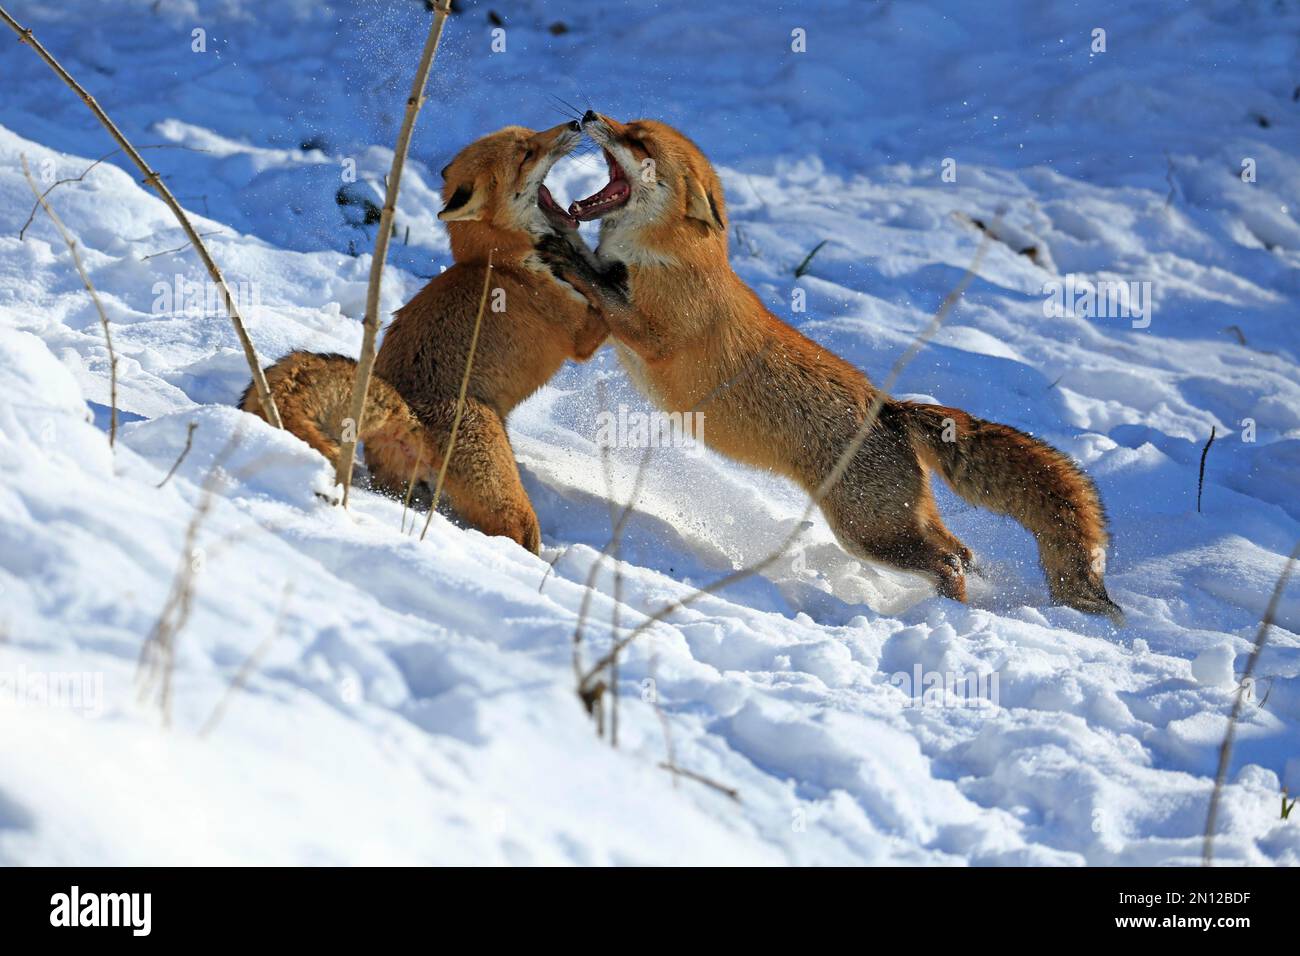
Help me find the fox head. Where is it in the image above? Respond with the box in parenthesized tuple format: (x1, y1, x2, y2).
(438, 121, 583, 262)
(570, 113, 727, 265)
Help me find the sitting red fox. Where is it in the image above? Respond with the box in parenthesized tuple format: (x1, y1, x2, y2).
(241, 121, 608, 552)
(539, 112, 1122, 620)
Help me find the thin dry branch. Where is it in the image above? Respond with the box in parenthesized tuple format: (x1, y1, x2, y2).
(577, 230, 992, 702)
(658, 762, 741, 801)
(18, 144, 207, 241)
(1197, 426, 1216, 513)
(400, 449, 425, 534)
(21, 154, 117, 447)
(1202, 540, 1300, 865)
(569, 342, 776, 697)
(141, 230, 224, 262)
(596, 379, 624, 746)
(0, 6, 282, 429)
(335, 1, 455, 504)
(156, 421, 198, 488)
(199, 581, 294, 739)
(420, 251, 494, 540)
(138, 430, 243, 727)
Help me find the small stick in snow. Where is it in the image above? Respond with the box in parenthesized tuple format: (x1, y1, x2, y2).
(156, 421, 199, 488)
(400, 450, 424, 534)
(1197, 426, 1216, 513)
(569, 342, 775, 697)
(199, 581, 294, 739)
(141, 230, 225, 262)
(1202, 541, 1300, 865)
(794, 239, 828, 278)
(138, 430, 244, 728)
(0, 7, 282, 429)
(420, 251, 494, 541)
(596, 379, 624, 747)
(336, 1, 455, 505)
(18, 144, 209, 241)
(658, 763, 740, 802)
(21, 154, 118, 448)
(649, 655, 677, 787)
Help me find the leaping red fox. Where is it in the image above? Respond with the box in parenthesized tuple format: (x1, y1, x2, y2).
(540, 112, 1122, 621)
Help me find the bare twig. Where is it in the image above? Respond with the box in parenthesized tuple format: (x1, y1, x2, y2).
(570, 343, 776, 698)
(537, 548, 569, 592)
(336, 1, 455, 504)
(18, 144, 208, 241)
(21, 154, 117, 447)
(141, 230, 224, 262)
(138, 430, 243, 727)
(596, 379, 624, 747)
(649, 655, 677, 787)
(794, 239, 828, 278)
(577, 230, 992, 702)
(420, 251, 493, 541)
(156, 421, 198, 488)
(658, 763, 740, 802)
(1203, 541, 1300, 865)
(199, 581, 293, 738)
(1197, 426, 1216, 513)
(0, 7, 281, 429)
(400, 449, 425, 534)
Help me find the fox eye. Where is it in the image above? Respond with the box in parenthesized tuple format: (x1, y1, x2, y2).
(522, 148, 535, 161)
(626, 136, 647, 153)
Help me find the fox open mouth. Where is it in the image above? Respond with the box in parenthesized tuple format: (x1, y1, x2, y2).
(538, 183, 579, 230)
(569, 150, 631, 221)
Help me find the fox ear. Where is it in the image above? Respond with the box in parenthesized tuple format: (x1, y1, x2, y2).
(684, 175, 724, 230)
(438, 179, 487, 222)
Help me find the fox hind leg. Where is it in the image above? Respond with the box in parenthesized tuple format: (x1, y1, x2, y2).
(414, 399, 542, 554)
(823, 458, 970, 603)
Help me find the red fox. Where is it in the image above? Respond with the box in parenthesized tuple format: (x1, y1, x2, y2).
(241, 122, 608, 553)
(539, 112, 1122, 620)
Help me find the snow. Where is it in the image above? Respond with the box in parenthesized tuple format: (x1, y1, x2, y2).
(0, 0, 1298, 865)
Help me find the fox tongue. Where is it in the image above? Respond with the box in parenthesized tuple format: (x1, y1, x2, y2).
(568, 178, 631, 221)
(538, 183, 578, 229)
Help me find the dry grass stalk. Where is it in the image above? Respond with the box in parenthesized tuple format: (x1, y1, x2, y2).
(420, 251, 494, 541)
(0, 7, 282, 429)
(1197, 426, 1216, 513)
(1202, 540, 1300, 865)
(570, 342, 776, 705)
(335, 1, 455, 504)
(576, 230, 992, 705)
(19, 144, 205, 241)
(400, 449, 425, 534)
(137, 431, 243, 727)
(198, 581, 294, 739)
(21, 154, 117, 447)
(658, 762, 741, 802)
(595, 379, 624, 745)
(156, 421, 199, 488)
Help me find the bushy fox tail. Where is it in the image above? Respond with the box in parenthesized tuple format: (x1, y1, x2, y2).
(238, 351, 432, 496)
(899, 401, 1123, 623)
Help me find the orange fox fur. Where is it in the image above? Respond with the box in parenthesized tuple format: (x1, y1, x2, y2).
(541, 113, 1121, 619)
(241, 122, 607, 553)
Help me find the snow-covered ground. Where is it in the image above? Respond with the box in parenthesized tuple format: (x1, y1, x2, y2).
(1, 0, 1298, 865)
